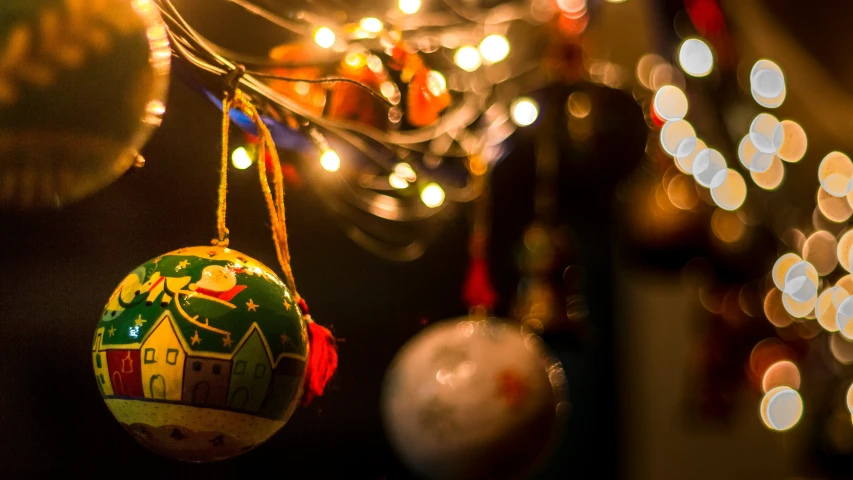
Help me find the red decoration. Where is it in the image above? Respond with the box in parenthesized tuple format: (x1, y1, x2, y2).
(298, 299, 339, 405)
(462, 257, 498, 310)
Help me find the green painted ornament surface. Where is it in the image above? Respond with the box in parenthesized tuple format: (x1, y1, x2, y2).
(0, 0, 171, 209)
(92, 246, 308, 462)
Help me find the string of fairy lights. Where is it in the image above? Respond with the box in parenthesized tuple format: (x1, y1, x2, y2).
(154, 0, 578, 260)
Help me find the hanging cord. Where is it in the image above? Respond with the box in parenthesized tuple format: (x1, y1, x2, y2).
(217, 84, 338, 405)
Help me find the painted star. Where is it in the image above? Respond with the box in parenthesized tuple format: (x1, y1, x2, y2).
(222, 334, 233, 348)
(280, 333, 289, 346)
(246, 299, 259, 312)
(176, 260, 189, 270)
(283, 301, 292, 311)
(191, 330, 201, 345)
(134, 314, 146, 327)
(107, 325, 116, 337)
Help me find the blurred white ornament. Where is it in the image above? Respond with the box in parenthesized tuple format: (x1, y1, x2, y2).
(381, 318, 566, 480)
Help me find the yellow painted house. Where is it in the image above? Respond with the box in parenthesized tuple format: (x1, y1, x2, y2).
(92, 327, 113, 396)
(139, 313, 187, 400)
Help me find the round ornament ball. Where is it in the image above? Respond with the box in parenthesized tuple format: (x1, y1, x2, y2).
(381, 317, 567, 480)
(92, 246, 308, 462)
(0, 0, 170, 209)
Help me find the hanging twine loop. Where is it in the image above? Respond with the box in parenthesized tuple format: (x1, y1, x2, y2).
(215, 82, 337, 405)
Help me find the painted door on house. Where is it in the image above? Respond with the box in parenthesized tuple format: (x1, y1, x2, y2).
(149, 374, 166, 399)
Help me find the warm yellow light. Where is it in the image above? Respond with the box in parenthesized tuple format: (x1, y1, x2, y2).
(511, 97, 539, 127)
(421, 183, 445, 208)
(314, 27, 336, 49)
(320, 149, 341, 172)
(426, 70, 447, 96)
(389, 173, 409, 189)
(454, 45, 482, 72)
(394, 162, 417, 182)
(231, 147, 253, 170)
(478, 34, 510, 64)
(360, 17, 383, 33)
(398, 0, 422, 14)
(678, 38, 713, 77)
(345, 52, 366, 68)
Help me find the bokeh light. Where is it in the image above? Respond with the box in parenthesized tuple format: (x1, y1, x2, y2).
(653, 85, 688, 121)
(421, 182, 446, 208)
(765, 288, 794, 328)
(749, 113, 782, 155)
(837, 296, 853, 339)
(710, 169, 746, 211)
(777, 120, 807, 163)
(818, 186, 853, 222)
(819, 152, 853, 197)
(479, 35, 510, 64)
(838, 230, 853, 272)
(676, 138, 705, 174)
(803, 230, 838, 275)
(762, 361, 801, 393)
(389, 173, 408, 189)
(782, 261, 818, 303)
(678, 38, 714, 77)
(738, 135, 773, 173)
(454, 45, 482, 72)
(359, 17, 383, 34)
(817, 288, 842, 332)
(751, 155, 785, 190)
(314, 27, 336, 49)
(760, 386, 803, 431)
(667, 174, 698, 210)
(398, 0, 422, 14)
(773, 253, 803, 291)
(511, 98, 539, 126)
(320, 149, 341, 172)
(659, 120, 696, 157)
(567, 92, 592, 119)
(711, 208, 746, 244)
(231, 146, 253, 170)
(830, 334, 853, 364)
(750, 59, 786, 108)
(693, 148, 727, 188)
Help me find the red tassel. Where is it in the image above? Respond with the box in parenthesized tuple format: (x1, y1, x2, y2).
(299, 299, 338, 406)
(462, 257, 498, 310)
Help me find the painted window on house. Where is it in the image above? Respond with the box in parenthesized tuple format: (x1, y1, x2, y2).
(144, 348, 155, 364)
(212, 364, 222, 375)
(166, 348, 179, 365)
(235, 360, 246, 375)
(254, 364, 266, 379)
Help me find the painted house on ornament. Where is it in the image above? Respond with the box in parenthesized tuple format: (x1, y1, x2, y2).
(183, 356, 231, 407)
(94, 312, 301, 417)
(139, 313, 187, 401)
(92, 327, 113, 396)
(105, 349, 144, 398)
(227, 327, 273, 412)
(259, 356, 305, 418)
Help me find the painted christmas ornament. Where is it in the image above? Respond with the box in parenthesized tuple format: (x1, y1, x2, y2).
(92, 246, 308, 462)
(0, 0, 170, 209)
(381, 318, 567, 480)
